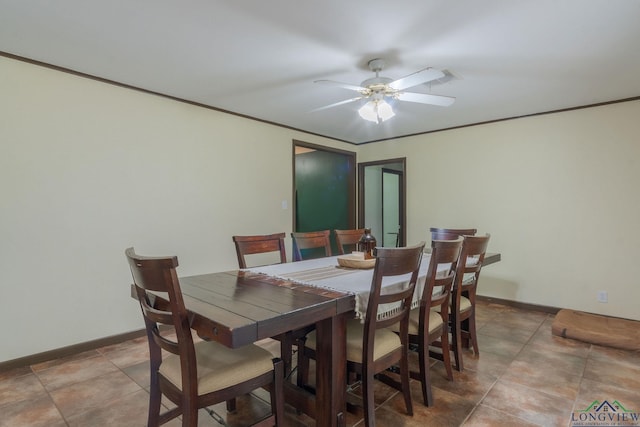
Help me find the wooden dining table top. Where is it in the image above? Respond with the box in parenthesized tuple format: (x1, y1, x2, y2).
(166, 269, 355, 348)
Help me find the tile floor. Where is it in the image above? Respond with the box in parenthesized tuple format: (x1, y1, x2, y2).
(2, 300, 640, 426)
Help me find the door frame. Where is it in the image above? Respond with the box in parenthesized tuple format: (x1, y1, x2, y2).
(381, 167, 402, 247)
(357, 157, 406, 247)
(292, 140, 357, 234)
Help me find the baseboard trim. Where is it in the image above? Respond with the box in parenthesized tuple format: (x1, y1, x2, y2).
(2, 297, 559, 372)
(477, 295, 561, 314)
(0, 329, 148, 373)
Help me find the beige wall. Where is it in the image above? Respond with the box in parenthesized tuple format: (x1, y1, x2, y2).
(2, 55, 639, 363)
(0, 57, 350, 362)
(360, 100, 640, 322)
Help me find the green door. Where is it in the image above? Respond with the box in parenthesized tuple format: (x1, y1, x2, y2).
(294, 142, 356, 256)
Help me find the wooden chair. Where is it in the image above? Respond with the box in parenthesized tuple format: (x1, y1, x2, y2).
(429, 227, 477, 241)
(449, 234, 490, 371)
(232, 232, 303, 379)
(389, 238, 462, 406)
(126, 247, 284, 427)
(232, 233, 287, 268)
(334, 228, 365, 255)
(291, 230, 332, 261)
(299, 242, 426, 427)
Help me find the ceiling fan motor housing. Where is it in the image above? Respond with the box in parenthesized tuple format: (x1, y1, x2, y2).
(367, 58, 386, 72)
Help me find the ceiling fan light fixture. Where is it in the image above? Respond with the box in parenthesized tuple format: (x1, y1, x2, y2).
(358, 99, 395, 124)
(314, 58, 453, 121)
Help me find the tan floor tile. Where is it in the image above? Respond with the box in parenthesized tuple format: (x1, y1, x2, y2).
(515, 345, 587, 377)
(459, 349, 515, 379)
(493, 310, 549, 328)
(66, 388, 150, 426)
(463, 404, 542, 426)
(97, 336, 150, 368)
(477, 321, 537, 344)
(31, 349, 101, 372)
(583, 356, 640, 391)
(0, 373, 48, 407)
(0, 366, 32, 382)
(122, 360, 150, 389)
(0, 394, 66, 427)
(479, 312, 547, 334)
(35, 353, 119, 391)
(475, 301, 518, 315)
(344, 376, 401, 408)
(475, 333, 526, 359)
(193, 393, 273, 427)
(481, 379, 575, 426)
(395, 382, 478, 426)
(429, 361, 498, 404)
(500, 359, 582, 400)
(49, 370, 143, 419)
(588, 344, 640, 368)
(368, 403, 428, 427)
(526, 326, 592, 358)
(282, 404, 317, 427)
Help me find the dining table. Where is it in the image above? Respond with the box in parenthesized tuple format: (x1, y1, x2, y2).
(135, 250, 500, 427)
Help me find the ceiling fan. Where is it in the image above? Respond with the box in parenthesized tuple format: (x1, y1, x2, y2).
(313, 58, 455, 123)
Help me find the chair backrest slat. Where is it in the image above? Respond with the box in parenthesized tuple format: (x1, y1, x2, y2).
(430, 227, 477, 241)
(334, 228, 365, 255)
(291, 230, 332, 261)
(232, 233, 287, 268)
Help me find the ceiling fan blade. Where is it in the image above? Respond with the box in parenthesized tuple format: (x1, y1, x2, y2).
(310, 96, 364, 112)
(396, 91, 455, 107)
(388, 68, 445, 91)
(315, 79, 368, 93)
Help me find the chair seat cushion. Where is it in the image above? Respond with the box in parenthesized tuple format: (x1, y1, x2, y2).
(435, 296, 472, 314)
(459, 295, 472, 311)
(305, 318, 402, 363)
(159, 340, 274, 395)
(388, 308, 444, 336)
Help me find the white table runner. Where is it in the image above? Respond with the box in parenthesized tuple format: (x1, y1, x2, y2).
(246, 254, 447, 319)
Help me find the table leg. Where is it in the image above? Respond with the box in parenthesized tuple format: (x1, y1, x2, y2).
(314, 312, 347, 427)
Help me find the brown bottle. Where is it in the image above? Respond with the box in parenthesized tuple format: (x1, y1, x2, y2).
(358, 228, 377, 259)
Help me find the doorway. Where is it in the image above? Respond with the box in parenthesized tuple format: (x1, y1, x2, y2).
(293, 140, 356, 254)
(382, 168, 402, 247)
(358, 158, 406, 248)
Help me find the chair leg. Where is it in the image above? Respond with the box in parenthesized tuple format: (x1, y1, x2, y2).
(468, 312, 479, 356)
(461, 318, 471, 348)
(400, 346, 413, 416)
(147, 350, 162, 427)
(279, 332, 294, 376)
(417, 339, 433, 407)
(451, 318, 464, 372)
(182, 401, 198, 427)
(226, 399, 236, 413)
(147, 373, 162, 427)
(440, 328, 454, 381)
(271, 358, 285, 426)
(296, 337, 309, 388)
(362, 370, 376, 427)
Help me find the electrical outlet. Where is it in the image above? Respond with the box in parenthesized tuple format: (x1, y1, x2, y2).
(597, 291, 608, 303)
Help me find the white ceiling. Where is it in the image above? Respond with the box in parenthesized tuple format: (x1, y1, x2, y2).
(2, 0, 639, 144)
